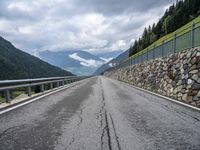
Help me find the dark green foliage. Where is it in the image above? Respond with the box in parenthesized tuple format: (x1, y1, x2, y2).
(0, 36, 74, 80)
(129, 0, 200, 57)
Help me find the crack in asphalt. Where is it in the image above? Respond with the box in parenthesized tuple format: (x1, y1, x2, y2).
(100, 111, 107, 150)
(66, 106, 84, 149)
(67, 136, 75, 150)
(77, 108, 83, 126)
(99, 89, 107, 150)
(109, 113, 121, 150)
(99, 78, 121, 150)
(105, 110, 113, 150)
(99, 78, 111, 150)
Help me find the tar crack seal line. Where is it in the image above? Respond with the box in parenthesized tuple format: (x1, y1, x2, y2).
(99, 78, 121, 150)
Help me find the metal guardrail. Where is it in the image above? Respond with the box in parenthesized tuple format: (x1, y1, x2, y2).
(0, 76, 90, 103)
(108, 19, 200, 71)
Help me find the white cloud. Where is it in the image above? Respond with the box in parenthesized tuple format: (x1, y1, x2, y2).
(17, 26, 33, 34)
(100, 57, 113, 63)
(69, 53, 104, 67)
(8, 2, 32, 12)
(0, 0, 176, 54)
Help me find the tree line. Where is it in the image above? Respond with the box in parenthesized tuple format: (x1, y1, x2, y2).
(129, 0, 200, 57)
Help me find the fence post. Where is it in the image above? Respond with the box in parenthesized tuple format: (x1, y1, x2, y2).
(5, 90, 11, 103)
(191, 22, 195, 48)
(27, 86, 32, 97)
(134, 57, 135, 65)
(173, 33, 177, 53)
(147, 48, 148, 61)
(135, 56, 137, 64)
(162, 40, 164, 57)
(130, 58, 132, 66)
(153, 45, 155, 59)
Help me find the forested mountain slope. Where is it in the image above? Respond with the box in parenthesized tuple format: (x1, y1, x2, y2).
(0, 36, 74, 80)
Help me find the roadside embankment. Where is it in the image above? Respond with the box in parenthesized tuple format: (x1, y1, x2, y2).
(104, 48, 200, 108)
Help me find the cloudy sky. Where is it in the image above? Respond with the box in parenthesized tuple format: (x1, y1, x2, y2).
(0, 0, 176, 54)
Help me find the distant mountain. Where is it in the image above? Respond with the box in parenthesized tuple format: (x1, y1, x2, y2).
(94, 50, 129, 75)
(0, 36, 74, 80)
(38, 50, 106, 75)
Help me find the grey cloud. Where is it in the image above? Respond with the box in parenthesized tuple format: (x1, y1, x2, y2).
(0, 1, 42, 21)
(0, 0, 176, 54)
(72, 0, 175, 16)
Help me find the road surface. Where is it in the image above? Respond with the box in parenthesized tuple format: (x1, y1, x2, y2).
(0, 77, 200, 150)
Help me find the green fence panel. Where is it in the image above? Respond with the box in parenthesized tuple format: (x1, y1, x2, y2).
(147, 49, 154, 60)
(154, 45, 162, 58)
(138, 55, 142, 63)
(176, 31, 191, 52)
(194, 26, 200, 47)
(142, 52, 148, 62)
(131, 58, 135, 65)
(136, 56, 139, 64)
(163, 40, 173, 57)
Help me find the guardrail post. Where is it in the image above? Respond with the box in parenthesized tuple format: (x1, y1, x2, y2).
(62, 80, 64, 86)
(56, 82, 59, 87)
(27, 86, 32, 97)
(173, 33, 176, 53)
(5, 90, 11, 103)
(50, 82, 53, 89)
(191, 22, 195, 48)
(41, 84, 44, 92)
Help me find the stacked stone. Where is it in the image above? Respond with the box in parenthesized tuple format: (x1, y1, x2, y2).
(104, 48, 200, 108)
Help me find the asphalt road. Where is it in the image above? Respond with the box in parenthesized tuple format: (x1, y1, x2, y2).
(0, 76, 200, 150)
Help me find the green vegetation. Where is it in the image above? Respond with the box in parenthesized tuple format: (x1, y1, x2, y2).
(11, 91, 24, 99)
(0, 36, 74, 80)
(128, 16, 200, 60)
(129, 0, 200, 57)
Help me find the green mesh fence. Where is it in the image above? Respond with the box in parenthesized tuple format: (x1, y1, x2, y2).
(194, 26, 200, 47)
(176, 31, 192, 52)
(163, 40, 174, 57)
(114, 20, 200, 71)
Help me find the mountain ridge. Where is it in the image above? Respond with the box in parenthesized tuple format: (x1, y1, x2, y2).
(0, 36, 74, 80)
(94, 50, 129, 75)
(38, 50, 118, 75)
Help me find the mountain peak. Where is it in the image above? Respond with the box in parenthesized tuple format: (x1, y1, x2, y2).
(38, 50, 106, 75)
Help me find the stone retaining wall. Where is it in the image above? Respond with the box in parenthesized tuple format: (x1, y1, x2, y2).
(104, 48, 200, 108)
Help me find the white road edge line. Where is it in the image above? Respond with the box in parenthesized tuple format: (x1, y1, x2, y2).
(105, 77, 200, 112)
(0, 78, 91, 115)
